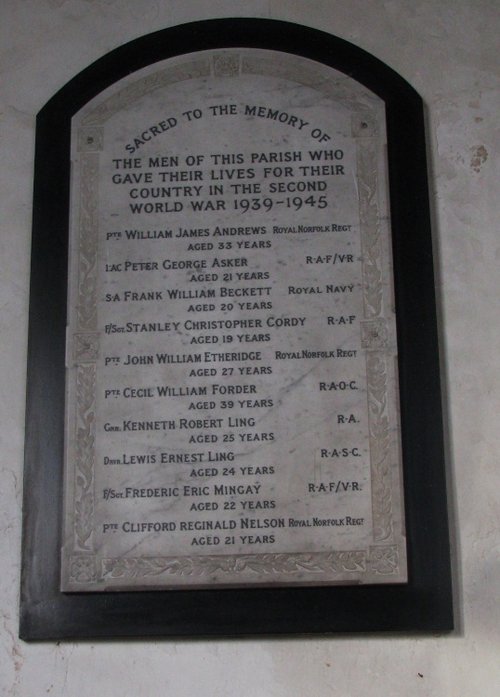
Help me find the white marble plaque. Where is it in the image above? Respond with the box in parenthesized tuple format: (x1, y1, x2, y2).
(61, 49, 407, 590)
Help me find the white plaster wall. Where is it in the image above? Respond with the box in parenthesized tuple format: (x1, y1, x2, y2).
(1, 1, 498, 695)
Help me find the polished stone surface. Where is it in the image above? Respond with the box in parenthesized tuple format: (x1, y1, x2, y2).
(60, 50, 406, 590)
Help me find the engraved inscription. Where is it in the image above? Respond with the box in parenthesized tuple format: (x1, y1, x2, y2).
(61, 49, 407, 591)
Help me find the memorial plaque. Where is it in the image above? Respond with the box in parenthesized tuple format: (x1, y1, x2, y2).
(21, 19, 452, 638)
(61, 49, 406, 590)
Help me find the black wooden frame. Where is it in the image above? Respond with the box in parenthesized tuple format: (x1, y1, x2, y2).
(20, 18, 453, 640)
